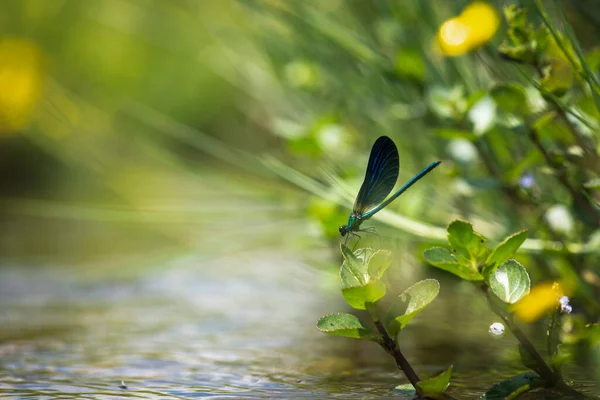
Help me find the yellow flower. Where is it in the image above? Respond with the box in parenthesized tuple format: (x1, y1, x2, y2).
(513, 282, 565, 323)
(438, 2, 500, 57)
(0, 37, 43, 134)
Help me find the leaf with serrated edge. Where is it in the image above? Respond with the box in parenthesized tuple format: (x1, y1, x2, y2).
(416, 366, 453, 397)
(423, 247, 484, 281)
(317, 313, 381, 341)
(386, 279, 439, 336)
(367, 249, 392, 279)
(484, 230, 528, 278)
(490, 259, 531, 304)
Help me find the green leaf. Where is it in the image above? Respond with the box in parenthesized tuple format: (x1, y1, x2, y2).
(483, 230, 528, 278)
(541, 61, 574, 96)
(340, 244, 370, 287)
(416, 366, 453, 397)
(317, 313, 380, 341)
(386, 279, 440, 336)
(367, 249, 392, 280)
(482, 372, 543, 400)
(342, 280, 386, 310)
(423, 247, 484, 281)
(447, 220, 490, 268)
(532, 112, 572, 142)
(489, 259, 531, 304)
(339, 246, 387, 310)
(491, 83, 529, 115)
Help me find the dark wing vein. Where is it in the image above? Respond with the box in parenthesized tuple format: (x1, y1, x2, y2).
(353, 136, 399, 215)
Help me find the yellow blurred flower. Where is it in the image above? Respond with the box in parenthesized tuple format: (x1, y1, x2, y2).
(438, 2, 500, 57)
(0, 37, 44, 134)
(513, 282, 565, 323)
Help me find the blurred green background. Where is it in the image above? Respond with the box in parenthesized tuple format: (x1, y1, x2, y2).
(0, 0, 599, 398)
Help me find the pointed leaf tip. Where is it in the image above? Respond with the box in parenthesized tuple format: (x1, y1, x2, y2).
(386, 279, 439, 336)
(416, 366, 453, 397)
(317, 313, 380, 341)
(484, 229, 528, 278)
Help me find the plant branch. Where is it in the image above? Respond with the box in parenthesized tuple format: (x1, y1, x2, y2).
(366, 304, 420, 388)
(482, 290, 558, 383)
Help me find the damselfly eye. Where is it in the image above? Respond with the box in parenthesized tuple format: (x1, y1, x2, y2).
(339, 226, 347, 236)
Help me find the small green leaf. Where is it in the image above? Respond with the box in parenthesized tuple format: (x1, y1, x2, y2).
(532, 112, 571, 142)
(447, 220, 490, 268)
(491, 83, 529, 115)
(342, 280, 386, 310)
(482, 372, 543, 400)
(423, 247, 484, 281)
(340, 244, 370, 287)
(386, 279, 439, 336)
(317, 313, 380, 341)
(416, 366, 453, 397)
(483, 230, 528, 278)
(490, 259, 531, 304)
(367, 249, 392, 280)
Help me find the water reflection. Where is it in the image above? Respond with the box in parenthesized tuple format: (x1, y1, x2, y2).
(0, 250, 597, 399)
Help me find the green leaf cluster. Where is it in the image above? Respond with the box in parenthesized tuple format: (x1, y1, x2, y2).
(498, 5, 575, 95)
(424, 220, 530, 305)
(319, 244, 440, 339)
(318, 244, 449, 397)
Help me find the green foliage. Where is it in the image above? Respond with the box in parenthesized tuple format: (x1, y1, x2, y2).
(483, 230, 528, 279)
(342, 280, 387, 310)
(415, 366, 453, 398)
(320, 244, 446, 394)
(339, 245, 387, 309)
(386, 279, 440, 336)
(489, 259, 530, 304)
(367, 249, 393, 279)
(447, 220, 489, 269)
(423, 247, 484, 281)
(317, 313, 381, 341)
(482, 372, 544, 400)
(490, 84, 529, 116)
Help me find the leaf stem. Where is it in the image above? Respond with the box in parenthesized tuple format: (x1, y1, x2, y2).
(483, 290, 584, 397)
(366, 303, 420, 388)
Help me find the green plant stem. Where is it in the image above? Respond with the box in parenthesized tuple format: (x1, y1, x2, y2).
(366, 304, 420, 388)
(483, 291, 585, 397)
(499, 313, 558, 383)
